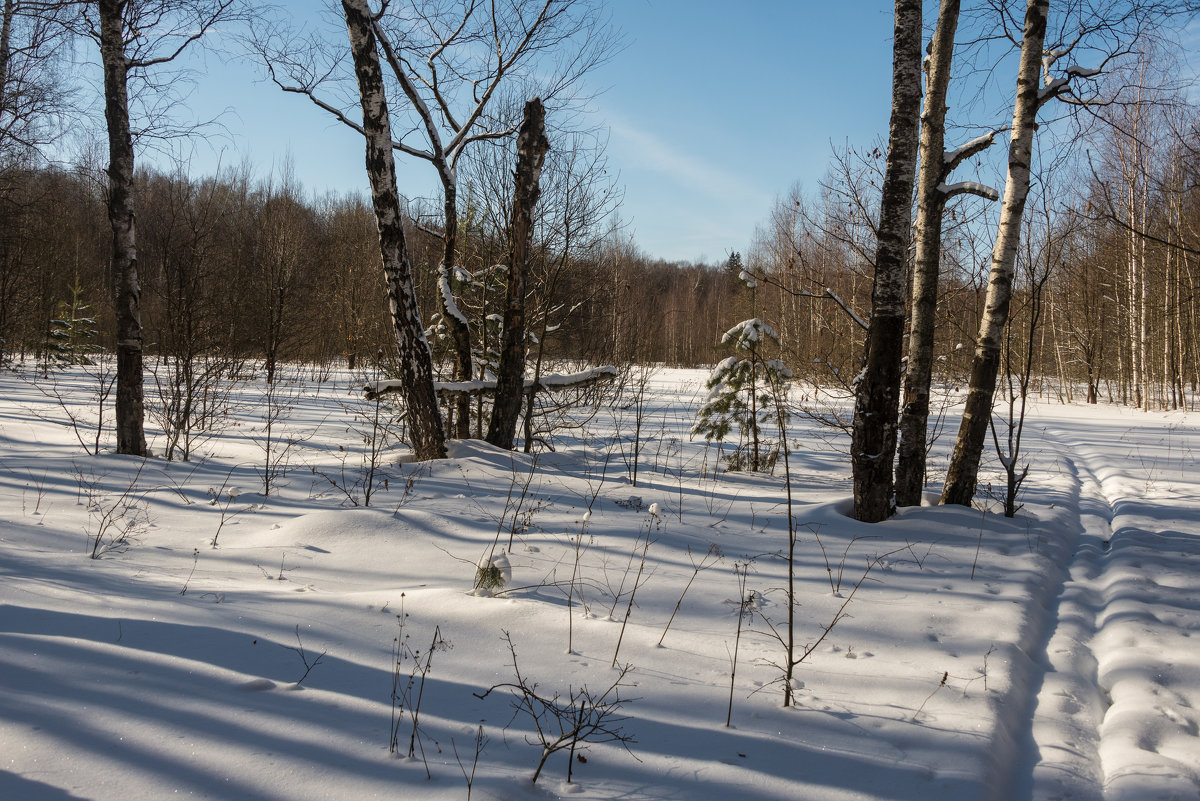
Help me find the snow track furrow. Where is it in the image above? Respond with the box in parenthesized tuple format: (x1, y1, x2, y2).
(1020, 418, 1200, 801)
(1020, 441, 1109, 801)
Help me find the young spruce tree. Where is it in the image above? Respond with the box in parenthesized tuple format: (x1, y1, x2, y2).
(692, 273, 792, 473)
(45, 276, 101, 369)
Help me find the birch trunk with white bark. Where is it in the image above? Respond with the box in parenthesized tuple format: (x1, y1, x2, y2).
(850, 0, 922, 523)
(343, 0, 446, 461)
(941, 0, 1049, 506)
(895, 0, 960, 508)
(99, 0, 148, 457)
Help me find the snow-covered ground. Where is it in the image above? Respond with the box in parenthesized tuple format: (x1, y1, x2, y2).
(1, 365, 1197, 801)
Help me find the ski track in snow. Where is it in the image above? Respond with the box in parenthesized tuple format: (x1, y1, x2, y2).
(1018, 413, 1200, 801)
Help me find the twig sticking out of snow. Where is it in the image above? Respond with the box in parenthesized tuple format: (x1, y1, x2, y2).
(475, 632, 637, 785)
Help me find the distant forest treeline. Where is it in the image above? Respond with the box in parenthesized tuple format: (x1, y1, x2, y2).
(4, 121, 1199, 414)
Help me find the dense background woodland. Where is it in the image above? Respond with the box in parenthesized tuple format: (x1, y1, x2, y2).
(2, 0, 1200, 491)
(5, 126, 1200, 402)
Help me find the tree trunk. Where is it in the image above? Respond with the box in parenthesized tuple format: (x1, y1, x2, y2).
(941, 0, 1048, 506)
(1, 1, 13, 113)
(438, 177, 473, 438)
(850, 0, 922, 523)
(895, 0, 961, 508)
(343, 0, 445, 461)
(487, 97, 548, 449)
(100, 0, 148, 457)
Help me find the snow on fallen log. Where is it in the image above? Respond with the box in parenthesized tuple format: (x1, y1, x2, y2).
(364, 365, 618, 401)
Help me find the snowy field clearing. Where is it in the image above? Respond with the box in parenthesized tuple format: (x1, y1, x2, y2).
(1, 365, 1198, 801)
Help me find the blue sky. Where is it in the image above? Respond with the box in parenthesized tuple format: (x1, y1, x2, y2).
(169, 2, 899, 264)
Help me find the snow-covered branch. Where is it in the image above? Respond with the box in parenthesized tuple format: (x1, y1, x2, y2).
(825, 289, 868, 331)
(1038, 76, 1072, 104)
(938, 181, 1001, 201)
(942, 129, 1004, 174)
(438, 267, 470, 327)
(364, 366, 618, 402)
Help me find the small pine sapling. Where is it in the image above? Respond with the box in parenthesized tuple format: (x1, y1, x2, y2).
(691, 315, 792, 473)
(475, 550, 512, 595)
(44, 274, 102, 371)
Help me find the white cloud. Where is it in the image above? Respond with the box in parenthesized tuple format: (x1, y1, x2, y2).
(605, 112, 767, 204)
(600, 109, 773, 261)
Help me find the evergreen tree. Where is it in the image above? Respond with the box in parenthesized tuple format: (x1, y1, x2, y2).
(692, 316, 792, 473)
(45, 276, 101, 369)
(723, 251, 744, 279)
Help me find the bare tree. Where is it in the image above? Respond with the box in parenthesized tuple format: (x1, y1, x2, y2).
(260, 0, 613, 438)
(341, 0, 446, 461)
(250, 166, 319, 384)
(895, 0, 1000, 508)
(82, 0, 239, 457)
(487, 97, 548, 449)
(0, 0, 73, 161)
(942, 0, 1052, 506)
(940, 0, 1164, 504)
(850, 0, 922, 523)
(519, 128, 620, 449)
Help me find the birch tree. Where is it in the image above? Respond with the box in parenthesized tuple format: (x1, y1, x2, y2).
(86, 0, 237, 457)
(261, 0, 610, 438)
(0, 0, 72, 160)
(940, 0, 1196, 504)
(894, 0, 1000, 508)
(341, 0, 446, 461)
(941, 0, 1051, 506)
(941, 0, 1095, 505)
(849, 0, 922, 523)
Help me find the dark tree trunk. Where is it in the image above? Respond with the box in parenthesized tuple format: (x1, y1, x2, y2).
(895, 0, 961, 507)
(100, 0, 148, 457)
(850, 0, 922, 523)
(438, 178, 472, 438)
(343, 0, 446, 461)
(486, 98, 548, 449)
(941, 0, 1048, 506)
